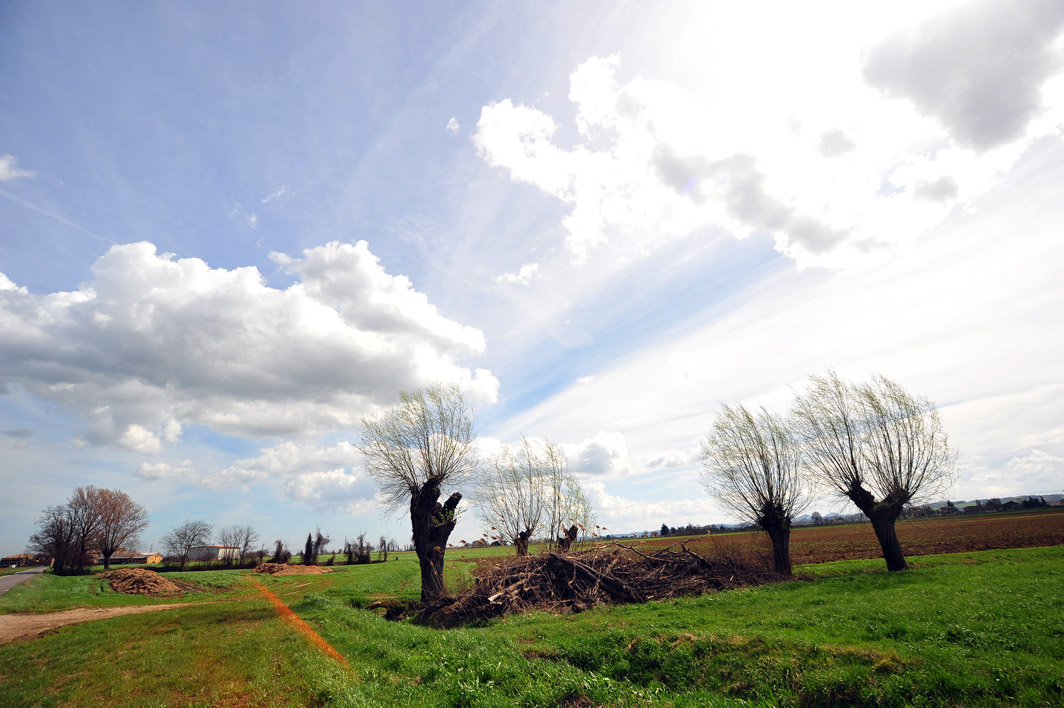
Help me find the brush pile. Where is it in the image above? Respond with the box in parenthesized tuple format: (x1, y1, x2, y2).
(97, 568, 183, 596)
(424, 542, 782, 625)
(254, 563, 331, 576)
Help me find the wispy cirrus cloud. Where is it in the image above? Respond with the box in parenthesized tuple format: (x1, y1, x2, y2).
(0, 154, 35, 182)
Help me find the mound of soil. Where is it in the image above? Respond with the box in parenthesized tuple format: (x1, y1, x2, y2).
(425, 542, 782, 626)
(97, 568, 183, 596)
(253, 563, 331, 576)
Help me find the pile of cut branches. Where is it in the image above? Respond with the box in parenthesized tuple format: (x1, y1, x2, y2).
(424, 542, 781, 625)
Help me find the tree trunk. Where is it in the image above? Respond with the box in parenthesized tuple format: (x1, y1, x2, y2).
(103, 551, 112, 571)
(515, 530, 530, 557)
(763, 523, 792, 576)
(758, 501, 793, 576)
(868, 511, 908, 571)
(418, 547, 446, 600)
(410, 479, 462, 601)
(556, 525, 577, 552)
(846, 482, 908, 571)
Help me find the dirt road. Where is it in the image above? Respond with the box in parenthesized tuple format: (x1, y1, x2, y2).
(0, 604, 186, 644)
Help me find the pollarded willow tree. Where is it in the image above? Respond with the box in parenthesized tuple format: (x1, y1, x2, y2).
(792, 371, 956, 571)
(360, 385, 478, 601)
(699, 404, 810, 575)
(477, 438, 546, 556)
(477, 437, 595, 554)
(541, 440, 595, 550)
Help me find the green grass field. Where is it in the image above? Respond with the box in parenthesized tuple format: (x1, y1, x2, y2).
(1, 546, 1061, 707)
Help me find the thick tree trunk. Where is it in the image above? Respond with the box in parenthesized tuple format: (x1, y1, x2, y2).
(763, 524, 792, 576)
(556, 525, 578, 552)
(868, 512, 908, 571)
(758, 502, 793, 576)
(846, 482, 908, 571)
(410, 479, 462, 601)
(418, 548, 446, 599)
(515, 530, 530, 557)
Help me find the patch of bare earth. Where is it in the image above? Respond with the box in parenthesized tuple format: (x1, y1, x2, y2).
(253, 562, 331, 576)
(0, 604, 185, 644)
(643, 508, 1064, 564)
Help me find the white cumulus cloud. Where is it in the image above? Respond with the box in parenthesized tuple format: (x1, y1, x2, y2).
(495, 262, 540, 286)
(475, 40, 1064, 268)
(0, 241, 498, 452)
(863, 0, 1064, 151)
(563, 429, 629, 477)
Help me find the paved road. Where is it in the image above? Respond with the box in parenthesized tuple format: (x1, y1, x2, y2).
(0, 567, 47, 595)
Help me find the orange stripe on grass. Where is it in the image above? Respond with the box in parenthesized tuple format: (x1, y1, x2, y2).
(250, 577, 352, 670)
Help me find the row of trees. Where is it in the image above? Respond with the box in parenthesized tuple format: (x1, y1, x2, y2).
(359, 385, 597, 602)
(700, 371, 956, 575)
(476, 437, 594, 556)
(159, 520, 260, 569)
(28, 486, 149, 572)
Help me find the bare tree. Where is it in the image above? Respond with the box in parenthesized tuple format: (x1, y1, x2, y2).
(793, 372, 956, 571)
(237, 525, 259, 563)
(541, 441, 595, 549)
(95, 489, 149, 570)
(699, 404, 810, 575)
(355, 532, 369, 563)
(67, 486, 104, 569)
(377, 535, 389, 562)
(360, 385, 477, 601)
(161, 520, 213, 569)
(476, 438, 547, 556)
(27, 504, 77, 572)
(313, 528, 330, 564)
(270, 539, 290, 564)
(218, 525, 242, 565)
(217, 524, 258, 566)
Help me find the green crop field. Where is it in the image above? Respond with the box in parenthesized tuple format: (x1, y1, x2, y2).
(1, 545, 1062, 707)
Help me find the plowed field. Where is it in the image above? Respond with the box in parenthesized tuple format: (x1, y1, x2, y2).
(640, 509, 1064, 565)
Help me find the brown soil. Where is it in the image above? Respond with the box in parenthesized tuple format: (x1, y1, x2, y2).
(96, 568, 186, 595)
(640, 508, 1064, 564)
(0, 604, 185, 644)
(253, 563, 331, 576)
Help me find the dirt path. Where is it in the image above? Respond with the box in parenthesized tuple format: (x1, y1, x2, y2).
(0, 604, 186, 644)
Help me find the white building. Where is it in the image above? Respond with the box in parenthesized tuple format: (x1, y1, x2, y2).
(187, 545, 240, 562)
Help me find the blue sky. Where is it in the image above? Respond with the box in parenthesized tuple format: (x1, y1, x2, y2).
(3, 0, 1063, 554)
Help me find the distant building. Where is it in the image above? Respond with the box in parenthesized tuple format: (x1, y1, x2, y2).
(2, 553, 47, 568)
(187, 545, 240, 562)
(92, 551, 163, 565)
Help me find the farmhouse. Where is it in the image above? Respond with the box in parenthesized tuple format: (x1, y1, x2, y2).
(92, 551, 163, 565)
(187, 545, 240, 562)
(1, 553, 47, 568)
